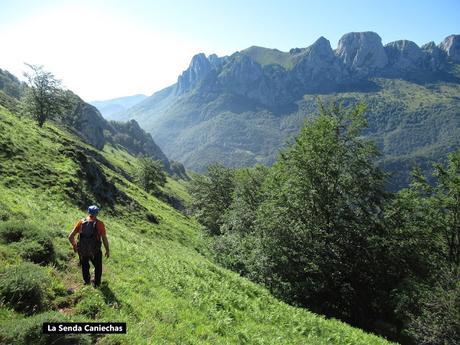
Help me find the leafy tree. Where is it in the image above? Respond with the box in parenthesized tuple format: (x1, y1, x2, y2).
(431, 151, 460, 266)
(254, 102, 390, 329)
(221, 165, 269, 235)
(213, 165, 269, 275)
(389, 152, 460, 343)
(21, 64, 71, 127)
(407, 268, 460, 345)
(136, 156, 167, 194)
(188, 164, 235, 235)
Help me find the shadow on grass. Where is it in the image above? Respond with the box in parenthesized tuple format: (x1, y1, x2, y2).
(99, 282, 121, 308)
(99, 282, 141, 321)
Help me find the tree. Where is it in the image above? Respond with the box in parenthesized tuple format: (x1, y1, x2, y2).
(21, 64, 71, 127)
(407, 268, 460, 345)
(213, 165, 269, 275)
(188, 164, 235, 235)
(136, 156, 167, 194)
(254, 102, 390, 329)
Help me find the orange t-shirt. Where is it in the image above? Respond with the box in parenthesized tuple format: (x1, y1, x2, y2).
(73, 216, 106, 240)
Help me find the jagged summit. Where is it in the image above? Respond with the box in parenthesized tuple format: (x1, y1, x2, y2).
(336, 31, 388, 74)
(122, 31, 460, 178)
(439, 34, 460, 62)
(175, 32, 459, 96)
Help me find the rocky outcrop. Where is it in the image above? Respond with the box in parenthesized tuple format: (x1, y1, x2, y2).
(335, 32, 388, 75)
(177, 53, 212, 93)
(293, 37, 345, 85)
(384, 40, 424, 70)
(219, 53, 263, 86)
(421, 41, 446, 70)
(72, 101, 113, 150)
(439, 35, 460, 62)
(109, 119, 171, 172)
(70, 99, 172, 173)
(167, 32, 460, 109)
(208, 54, 229, 69)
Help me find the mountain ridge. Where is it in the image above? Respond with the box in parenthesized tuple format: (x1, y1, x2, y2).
(90, 94, 147, 121)
(118, 32, 460, 187)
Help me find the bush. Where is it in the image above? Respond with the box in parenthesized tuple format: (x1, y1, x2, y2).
(0, 262, 52, 315)
(0, 221, 55, 265)
(0, 220, 31, 243)
(0, 311, 92, 345)
(16, 239, 54, 265)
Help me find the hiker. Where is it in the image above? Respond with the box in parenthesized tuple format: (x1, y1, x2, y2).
(68, 205, 110, 287)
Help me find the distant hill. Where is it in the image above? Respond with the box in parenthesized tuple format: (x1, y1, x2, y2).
(90, 94, 147, 120)
(122, 32, 460, 189)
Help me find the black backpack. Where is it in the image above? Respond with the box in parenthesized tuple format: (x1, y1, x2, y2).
(77, 219, 101, 258)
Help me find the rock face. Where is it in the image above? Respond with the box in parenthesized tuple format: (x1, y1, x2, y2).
(384, 40, 424, 70)
(177, 53, 212, 93)
(109, 119, 171, 172)
(439, 35, 460, 62)
(293, 37, 345, 86)
(171, 32, 460, 107)
(336, 32, 388, 75)
(70, 98, 171, 172)
(219, 53, 263, 86)
(73, 101, 112, 150)
(421, 41, 446, 70)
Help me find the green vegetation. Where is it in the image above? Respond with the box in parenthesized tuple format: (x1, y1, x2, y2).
(0, 106, 393, 344)
(0, 221, 56, 265)
(241, 46, 294, 69)
(131, 74, 460, 190)
(135, 156, 167, 194)
(21, 64, 73, 127)
(189, 102, 460, 344)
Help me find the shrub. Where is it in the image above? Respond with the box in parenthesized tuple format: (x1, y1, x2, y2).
(19, 235, 55, 265)
(0, 311, 92, 345)
(0, 262, 52, 315)
(0, 221, 55, 265)
(0, 220, 31, 243)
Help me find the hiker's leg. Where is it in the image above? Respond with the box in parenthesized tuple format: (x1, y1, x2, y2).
(81, 256, 91, 284)
(91, 250, 103, 286)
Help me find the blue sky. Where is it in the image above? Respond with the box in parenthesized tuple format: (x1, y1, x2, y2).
(0, 0, 458, 100)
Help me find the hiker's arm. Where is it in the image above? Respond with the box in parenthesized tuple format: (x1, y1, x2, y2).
(68, 228, 79, 252)
(102, 235, 110, 258)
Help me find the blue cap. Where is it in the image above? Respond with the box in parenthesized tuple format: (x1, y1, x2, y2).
(87, 205, 99, 215)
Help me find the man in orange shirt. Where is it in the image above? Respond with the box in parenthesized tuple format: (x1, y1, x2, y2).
(68, 205, 110, 287)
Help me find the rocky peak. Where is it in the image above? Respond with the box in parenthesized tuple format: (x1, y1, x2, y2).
(307, 36, 335, 59)
(208, 54, 228, 69)
(293, 36, 344, 84)
(219, 53, 263, 85)
(439, 35, 460, 62)
(421, 41, 446, 70)
(177, 53, 212, 93)
(384, 40, 423, 70)
(336, 31, 388, 75)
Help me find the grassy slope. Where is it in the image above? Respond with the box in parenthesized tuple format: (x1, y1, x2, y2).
(0, 107, 393, 344)
(240, 46, 293, 69)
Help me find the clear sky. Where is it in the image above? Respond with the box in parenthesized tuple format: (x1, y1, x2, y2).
(0, 0, 459, 101)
